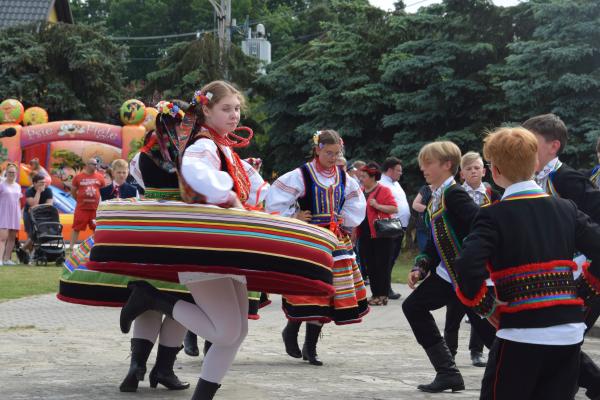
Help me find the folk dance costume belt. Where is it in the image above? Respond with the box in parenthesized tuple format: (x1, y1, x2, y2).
(458, 260, 584, 318)
(87, 199, 337, 297)
(492, 261, 582, 313)
(143, 187, 182, 201)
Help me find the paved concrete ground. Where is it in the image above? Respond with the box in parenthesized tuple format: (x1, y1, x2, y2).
(1, 284, 598, 399)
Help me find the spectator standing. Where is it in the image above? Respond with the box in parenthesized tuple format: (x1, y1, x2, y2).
(70, 158, 105, 250)
(0, 163, 22, 265)
(379, 157, 411, 300)
(358, 162, 398, 306)
(412, 184, 432, 252)
(100, 159, 138, 201)
(348, 160, 365, 185)
(23, 174, 54, 255)
(28, 158, 49, 181)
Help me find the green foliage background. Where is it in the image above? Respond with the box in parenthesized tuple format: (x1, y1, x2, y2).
(1, 0, 599, 193)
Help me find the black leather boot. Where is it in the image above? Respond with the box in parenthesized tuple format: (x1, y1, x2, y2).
(282, 321, 302, 358)
(417, 342, 465, 393)
(470, 351, 487, 367)
(120, 280, 178, 334)
(191, 378, 221, 400)
(149, 345, 190, 390)
(203, 340, 212, 356)
(443, 329, 458, 360)
(580, 351, 600, 399)
(184, 331, 199, 357)
(119, 338, 154, 392)
(302, 323, 323, 366)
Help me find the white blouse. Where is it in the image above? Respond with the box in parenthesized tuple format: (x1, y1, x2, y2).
(265, 160, 366, 228)
(181, 138, 269, 206)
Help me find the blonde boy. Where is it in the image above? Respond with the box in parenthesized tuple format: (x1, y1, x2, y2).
(402, 141, 495, 393)
(100, 159, 138, 201)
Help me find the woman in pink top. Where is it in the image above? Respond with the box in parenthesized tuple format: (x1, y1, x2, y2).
(0, 163, 23, 265)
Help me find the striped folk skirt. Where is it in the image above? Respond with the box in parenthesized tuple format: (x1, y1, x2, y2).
(282, 236, 369, 325)
(57, 236, 271, 319)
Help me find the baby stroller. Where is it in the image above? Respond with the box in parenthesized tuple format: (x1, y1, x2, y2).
(29, 204, 66, 266)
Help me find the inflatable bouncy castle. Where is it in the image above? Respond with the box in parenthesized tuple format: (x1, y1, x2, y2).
(0, 99, 148, 240)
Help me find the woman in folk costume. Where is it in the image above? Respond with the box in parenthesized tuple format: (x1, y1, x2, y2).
(265, 130, 368, 366)
(119, 81, 269, 400)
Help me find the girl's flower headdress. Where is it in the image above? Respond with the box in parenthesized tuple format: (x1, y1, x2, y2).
(191, 89, 213, 106)
(156, 100, 185, 118)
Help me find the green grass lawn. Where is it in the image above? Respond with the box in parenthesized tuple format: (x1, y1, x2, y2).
(0, 265, 62, 301)
(391, 249, 415, 284)
(0, 248, 416, 301)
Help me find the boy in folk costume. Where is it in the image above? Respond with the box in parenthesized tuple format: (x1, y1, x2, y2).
(265, 130, 368, 366)
(453, 127, 600, 400)
(524, 114, 600, 399)
(444, 152, 500, 368)
(402, 141, 496, 393)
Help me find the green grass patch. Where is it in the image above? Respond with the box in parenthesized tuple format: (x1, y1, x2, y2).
(391, 248, 416, 284)
(0, 265, 62, 301)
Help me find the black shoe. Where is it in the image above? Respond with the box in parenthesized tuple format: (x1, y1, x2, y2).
(149, 345, 190, 390)
(184, 331, 199, 357)
(581, 351, 600, 399)
(388, 289, 402, 300)
(302, 323, 323, 366)
(203, 340, 212, 356)
(282, 321, 302, 358)
(119, 338, 154, 392)
(470, 351, 487, 367)
(191, 378, 221, 400)
(417, 342, 465, 393)
(120, 281, 177, 334)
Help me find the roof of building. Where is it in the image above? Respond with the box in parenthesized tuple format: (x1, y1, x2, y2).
(0, 0, 73, 29)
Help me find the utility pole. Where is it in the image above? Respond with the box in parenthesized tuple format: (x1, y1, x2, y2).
(208, 0, 231, 78)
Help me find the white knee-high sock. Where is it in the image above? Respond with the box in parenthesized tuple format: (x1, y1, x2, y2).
(132, 310, 162, 343)
(158, 317, 187, 347)
(200, 279, 249, 383)
(172, 278, 245, 346)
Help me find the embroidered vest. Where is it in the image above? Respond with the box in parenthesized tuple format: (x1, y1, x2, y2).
(426, 184, 462, 288)
(297, 163, 346, 228)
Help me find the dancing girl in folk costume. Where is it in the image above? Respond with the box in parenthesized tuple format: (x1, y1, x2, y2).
(265, 130, 368, 366)
(60, 130, 191, 394)
(116, 82, 267, 400)
(95, 81, 337, 400)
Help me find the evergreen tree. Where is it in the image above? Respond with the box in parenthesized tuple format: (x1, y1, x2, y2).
(487, 0, 600, 167)
(0, 22, 127, 121)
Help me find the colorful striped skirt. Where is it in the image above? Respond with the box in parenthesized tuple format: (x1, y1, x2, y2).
(86, 200, 337, 297)
(57, 236, 271, 318)
(282, 236, 369, 325)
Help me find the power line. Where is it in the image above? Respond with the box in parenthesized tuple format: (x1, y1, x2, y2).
(405, 0, 434, 8)
(111, 29, 216, 41)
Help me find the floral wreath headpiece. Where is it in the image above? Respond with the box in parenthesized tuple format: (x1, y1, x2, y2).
(191, 89, 214, 106)
(156, 100, 185, 119)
